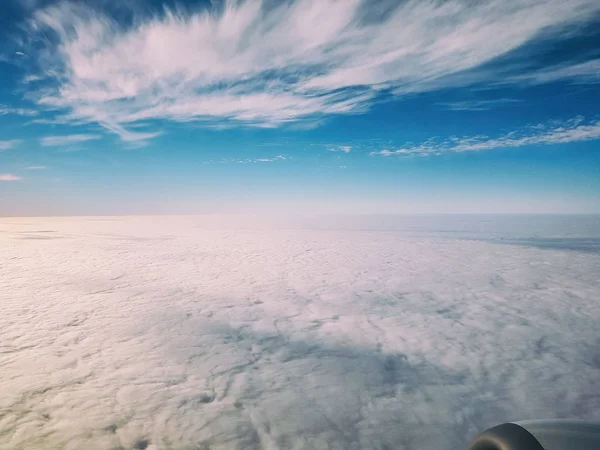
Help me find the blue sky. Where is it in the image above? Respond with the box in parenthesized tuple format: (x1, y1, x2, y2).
(0, 0, 599, 216)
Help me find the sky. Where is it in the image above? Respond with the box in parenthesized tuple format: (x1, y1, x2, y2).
(0, 0, 599, 216)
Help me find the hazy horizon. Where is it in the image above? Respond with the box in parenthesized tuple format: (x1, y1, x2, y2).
(3, 212, 600, 219)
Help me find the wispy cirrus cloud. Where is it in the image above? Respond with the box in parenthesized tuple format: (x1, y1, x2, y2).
(0, 174, 22, 181)
(515, 59, 600, 85)
(253, 155, 287, 163)
(25, 0, 600, 141)
(26, 165, 47, 170)
(371, 117, 600, 156)
(0, 140, 22, 151)
(205, 155, 288, 165)
(0, 104, 38, 117)
(39, 134, 101, 147)
(439, 99, 521, 111)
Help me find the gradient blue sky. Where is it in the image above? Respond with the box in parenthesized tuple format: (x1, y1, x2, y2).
(0, 0, 599, 215)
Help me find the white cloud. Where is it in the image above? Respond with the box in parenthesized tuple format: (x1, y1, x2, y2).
(439, 99, 521, 111)
(26, 165, 47, 170)
(0, 140, 22, 151)
(516, 59, 600, 85)
(0, 174, 22, 181)
(26, 0, 600, 140)
(39, 134, 102, 147)
(96, 122, 162, 143)
(328, 145, 352, 153)
(371, 117, 600, 156)
(212, 154, 288, 164)
(0, 216, 599, 449)
(23, 74, 42, 84)
(253, 155, 287, 162)
(0, 105, 38, 117)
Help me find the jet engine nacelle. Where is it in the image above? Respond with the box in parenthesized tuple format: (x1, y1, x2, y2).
(469, 420, 600, 450)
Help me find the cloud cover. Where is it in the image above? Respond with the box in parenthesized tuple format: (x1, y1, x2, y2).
(25, 0, 600, 140)
(1, 215, 599, 449)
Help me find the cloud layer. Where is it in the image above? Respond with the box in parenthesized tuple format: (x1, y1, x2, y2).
(26, 0, 600, 140)
(371, 117, 600, 156)
(1, 215, 599, 449)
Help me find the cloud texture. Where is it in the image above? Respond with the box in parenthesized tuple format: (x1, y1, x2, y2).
(26, 0, 600, 140)
(1, 215, 599, 449)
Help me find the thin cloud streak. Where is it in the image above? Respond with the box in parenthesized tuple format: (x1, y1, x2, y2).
(0, 105, 38, 117)
(39, 134, 102, 147)
(515, 59, 600, 85)
(439, 99, 521, 111)
(26, 0, 600, 141)
(204, 155, 288, 164)
(26, 166, 47, 170)
(0, 140, 22, 151)
(328, 145, 352, 153)
(0, 174, 22, 181)
(371, 117, 600, 156)
(253, 155, 287, 162)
